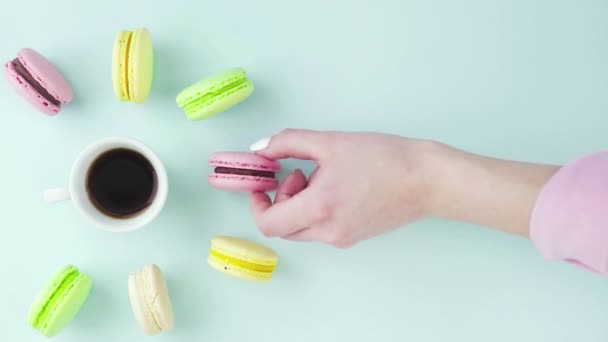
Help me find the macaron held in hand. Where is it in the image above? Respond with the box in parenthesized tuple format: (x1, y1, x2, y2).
(112, 28, 153, 103)
(28, 265, 92, 337)
(176, 68, 254, 121)
(208, 152, 281, 192)
(208, 236, 279, 282)
(4, 48, 73, 115)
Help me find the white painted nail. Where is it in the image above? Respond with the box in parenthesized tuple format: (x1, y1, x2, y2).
(249, 136, 271, 151)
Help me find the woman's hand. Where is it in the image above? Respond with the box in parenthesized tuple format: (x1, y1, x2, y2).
(249, 129, 441, 248)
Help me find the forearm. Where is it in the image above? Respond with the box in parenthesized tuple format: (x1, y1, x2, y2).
(426, 143, 559, 237)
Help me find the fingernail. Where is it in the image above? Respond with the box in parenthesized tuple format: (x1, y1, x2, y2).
(293, 168, 303, 174)
(249, 136, 271, 151)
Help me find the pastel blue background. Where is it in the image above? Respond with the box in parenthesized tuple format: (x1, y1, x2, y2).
(0, 0, 606, 341)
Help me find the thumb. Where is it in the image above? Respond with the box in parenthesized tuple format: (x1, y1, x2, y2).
(249, 129, 328, 161)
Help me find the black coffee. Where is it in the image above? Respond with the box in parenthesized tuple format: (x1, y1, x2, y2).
(86, 148, 157, 219)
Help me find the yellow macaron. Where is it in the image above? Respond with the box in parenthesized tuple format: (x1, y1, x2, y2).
(112, 28, 153, 103)
(208, 236, 279, 282)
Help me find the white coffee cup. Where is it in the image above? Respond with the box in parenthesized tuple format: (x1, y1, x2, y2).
(44, 137, 169, 232)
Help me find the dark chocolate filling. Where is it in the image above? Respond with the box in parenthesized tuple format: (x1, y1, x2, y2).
(214, 167, 275, 178)
(11, 58, 61, 106)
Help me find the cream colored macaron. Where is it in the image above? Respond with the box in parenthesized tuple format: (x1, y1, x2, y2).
(128, 264, 174, 335)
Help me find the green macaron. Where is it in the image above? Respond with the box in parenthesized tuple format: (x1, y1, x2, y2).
(28, 265, 93, 337)
(176, 68, 254, 121)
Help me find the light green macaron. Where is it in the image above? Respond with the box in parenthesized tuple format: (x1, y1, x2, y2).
(28, 265, 93, 337)
(176, 68, 254, 121)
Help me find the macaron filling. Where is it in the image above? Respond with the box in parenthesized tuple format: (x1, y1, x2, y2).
(121, 31, 133, 100)
(11, 58, 60, 107)
(209, 250, 276, 273)
(214, 167, 275, 178)
(183, 77, 249, 112)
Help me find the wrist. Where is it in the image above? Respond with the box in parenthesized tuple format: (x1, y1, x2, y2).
(421, 142, 559, 236)
(419, 141, 462, 217)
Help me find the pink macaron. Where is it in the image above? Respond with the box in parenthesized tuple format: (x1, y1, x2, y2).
(4, 48, 73, 115)
(208, 152, 281, 192)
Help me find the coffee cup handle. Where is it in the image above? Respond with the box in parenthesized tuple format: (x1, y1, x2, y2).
(44, 187, 71, 203)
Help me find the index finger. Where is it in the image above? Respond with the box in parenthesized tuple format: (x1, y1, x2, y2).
(252, 129, 329, 161)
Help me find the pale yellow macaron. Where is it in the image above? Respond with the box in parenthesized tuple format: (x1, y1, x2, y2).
(208, 236, 279, 282)
(112, 28, 153, 103)
(128, 264, 174, 335)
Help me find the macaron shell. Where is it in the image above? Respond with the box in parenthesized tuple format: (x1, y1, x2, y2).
(4, 61, 60, 115)
(112, 30, 132, 101)
(18, 48, 72, 103)
(209, 152, 281, 172)
(176, 68, 248, 106)
(128, 28, 153, 103)
(211, 236, 279, 265)
(185, 82, 253, 121)
(208, 173, 279, 192)
(129, 270, 161, 335)
(144, 265, 174, 331)
(39, 274, 92, 337)
(208, 256, 273, 282)
(128, 264, 174, 335)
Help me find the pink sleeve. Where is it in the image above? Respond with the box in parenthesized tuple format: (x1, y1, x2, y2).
(530, 151, 608, 274)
